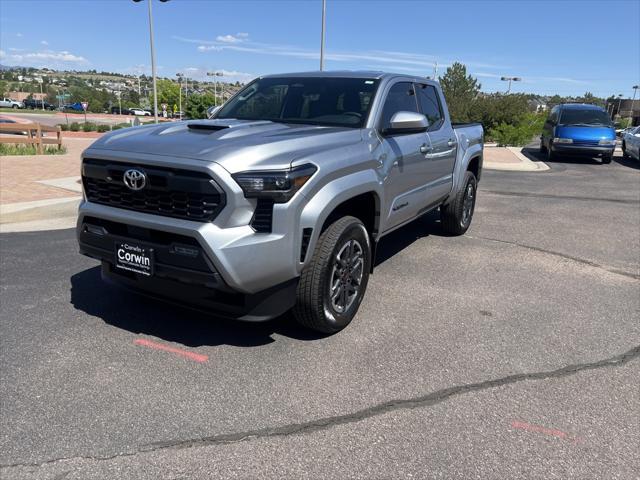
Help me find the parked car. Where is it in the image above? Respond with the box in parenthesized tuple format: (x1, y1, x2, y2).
(0, 97, 23, 109)
(540, 103, 616, 163)
(23, 98, 56, 110)
(111, 106, 132, 115)
(130, 108, 151, 116)
(63, 102, 85, 112)
(77, 72, 484, 333)
(622, 126, 640, 161)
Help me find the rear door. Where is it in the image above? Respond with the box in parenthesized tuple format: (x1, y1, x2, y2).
(415, 83, 456, 203)
(377, 81, 433, 229)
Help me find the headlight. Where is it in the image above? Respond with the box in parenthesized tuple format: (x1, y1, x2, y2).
(553, 137, 573, 144)
(233, 164, 317, 203)
(598, 139, 615, 145)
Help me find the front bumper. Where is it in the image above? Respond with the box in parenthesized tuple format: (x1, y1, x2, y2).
(78, 213, 298, 321)
(551, 144, 615, 157)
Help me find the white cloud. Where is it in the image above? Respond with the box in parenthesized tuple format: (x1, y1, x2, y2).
(16, 32, 23, 38)
(174, 35, 507, 72)
(1, 49, 89, 68)
(0, 49, 5, 59)
(216, 33, 249, 44)
(41, 40, 49, 46)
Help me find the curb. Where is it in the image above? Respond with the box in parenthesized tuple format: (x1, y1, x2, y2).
(484, 147, 550, 172)
(0, 197, 80, 225)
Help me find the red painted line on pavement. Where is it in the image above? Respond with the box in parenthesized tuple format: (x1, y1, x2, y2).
(134, 338, 208, 363)
(511, 420, 579, 442)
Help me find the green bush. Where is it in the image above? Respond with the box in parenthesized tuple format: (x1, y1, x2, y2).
(0, 144, 67, 155)
(96, 124, 110, 133)
(59, 123, 69, 131)
(488, 113, 545, 147)
(82, 122, 97, 132)
(69, 122, 80, 132)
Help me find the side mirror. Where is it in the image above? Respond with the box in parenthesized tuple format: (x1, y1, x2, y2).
(385, 111, 429, 134)
(207, 105, 221, 119)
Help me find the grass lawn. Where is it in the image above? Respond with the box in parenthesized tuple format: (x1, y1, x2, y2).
(0, 108, 54, 114)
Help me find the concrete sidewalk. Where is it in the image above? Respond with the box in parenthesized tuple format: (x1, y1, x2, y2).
(0, 137, 92, 231)
(483, 146, 550, 172)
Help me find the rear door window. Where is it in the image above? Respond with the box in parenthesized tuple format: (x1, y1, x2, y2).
(415, 84, 444, 131)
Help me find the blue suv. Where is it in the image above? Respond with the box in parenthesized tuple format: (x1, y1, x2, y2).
(540, 104, 616, 164)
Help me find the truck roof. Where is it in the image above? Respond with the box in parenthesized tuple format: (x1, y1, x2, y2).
(559, 103, 605, 110)
(260, 70, 434, 82)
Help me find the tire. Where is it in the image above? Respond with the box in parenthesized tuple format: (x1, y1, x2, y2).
(539, 138, 547, 154)
(622, 142, 629, 159)
(602, 154, 612, 164)
(293, 216, 371, 333)
(440, 170, 477, 236)
(12, 104, 18, 109)
(546, 142, 555, 161)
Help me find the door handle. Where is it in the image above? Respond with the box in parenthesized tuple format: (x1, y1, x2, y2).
(447, 139, 457, 148)
(420, 143, 432, 154)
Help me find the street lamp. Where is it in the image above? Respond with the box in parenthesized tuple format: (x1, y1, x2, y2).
(175, 72, 184, 120)
(319, 0, 326, 71)
(133, 0, 170, 123)
(501, 76, 521, 94)
(207, 71, 224, 106)
(616, 93, 623, 119)
(631, 85, 639, 124)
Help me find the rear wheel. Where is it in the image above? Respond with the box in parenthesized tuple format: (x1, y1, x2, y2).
(293, 216, 371, 333)
(440, 170, 477, 236)
(539, 138, 547, 154)
(546, 142, 555, 161)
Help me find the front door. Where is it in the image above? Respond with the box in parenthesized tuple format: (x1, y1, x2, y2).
(377, 81, 433, 230)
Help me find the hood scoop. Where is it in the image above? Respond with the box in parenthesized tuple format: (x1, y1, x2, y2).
(187, 123, 230, 132)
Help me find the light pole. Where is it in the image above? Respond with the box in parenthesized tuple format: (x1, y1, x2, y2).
(207, 71, 224, 106)
(615, 94, 623, 119)
(319, 0, 326, 71)
(133, 0, 170, 123)
(501, 76, 521, 94)
(631, 85, 639, 124)
(176, 73, 183, 120)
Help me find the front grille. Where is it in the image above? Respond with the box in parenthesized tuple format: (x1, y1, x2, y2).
(572, 139, 600, 146)
(82, 158, 225, 222)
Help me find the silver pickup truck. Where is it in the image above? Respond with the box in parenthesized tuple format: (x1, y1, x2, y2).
(77, 72, 483, 333)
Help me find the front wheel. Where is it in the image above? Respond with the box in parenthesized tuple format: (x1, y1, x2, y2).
(440, 171, 477, 236)
(602, 154, 612, 164)
(293, 216, 371, 333)
(622, 142, 629, 159)
(12, 104, 18, 109)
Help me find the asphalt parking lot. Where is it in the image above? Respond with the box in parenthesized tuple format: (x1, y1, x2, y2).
(1, 148, 639, 479)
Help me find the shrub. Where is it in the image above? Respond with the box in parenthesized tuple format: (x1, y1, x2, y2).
(59, 123, 69, 131)
(69, 122, 80, 132)
(82, 122, 97, 132)
(0, 144, 67, 155)
(96, 124, 110, 133)
(488, 112, 546, 146)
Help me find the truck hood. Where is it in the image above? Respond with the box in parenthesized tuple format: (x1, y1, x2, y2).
(87, 119, 364, 173)
(555, 124, 615, 141)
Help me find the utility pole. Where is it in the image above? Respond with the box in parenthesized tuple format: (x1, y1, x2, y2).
(616, 94, 623, 119)
(319, 0, 326, 71)
(433, 61, 438, 79)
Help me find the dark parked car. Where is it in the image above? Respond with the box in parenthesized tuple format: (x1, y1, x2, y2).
(22, 98, 56, 110)
(111, 106, 132, 115)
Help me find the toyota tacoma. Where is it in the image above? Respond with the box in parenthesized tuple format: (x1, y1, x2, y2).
(77, 72, 483, 333)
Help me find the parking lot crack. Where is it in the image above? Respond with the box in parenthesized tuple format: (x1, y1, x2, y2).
(3, 345, 638, 471)
(482, 190, 640, 205)
(467, 235, 640, 280)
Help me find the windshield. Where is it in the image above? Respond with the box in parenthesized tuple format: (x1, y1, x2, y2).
(216, 77, 380, 128)
(559, 108, 612, 126)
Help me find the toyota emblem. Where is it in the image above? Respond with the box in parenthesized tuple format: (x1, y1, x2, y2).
(123, 169, 147, 191)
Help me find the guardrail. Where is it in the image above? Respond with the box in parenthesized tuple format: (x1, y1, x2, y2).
(0, 122, 62, 154)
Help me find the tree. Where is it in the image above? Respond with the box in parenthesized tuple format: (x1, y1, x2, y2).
(156, 79, 180, 109)
(186, 93, 216, 119)
(438, 62, 481, 123)
(468, 93, 529, 131)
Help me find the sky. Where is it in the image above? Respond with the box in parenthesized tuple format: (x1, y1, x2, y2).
(0, 0, 638, 98)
